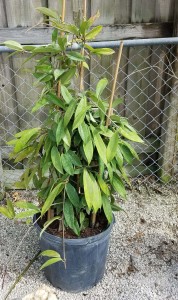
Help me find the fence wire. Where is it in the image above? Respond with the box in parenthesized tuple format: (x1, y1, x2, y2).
(0, 43, 178, 188)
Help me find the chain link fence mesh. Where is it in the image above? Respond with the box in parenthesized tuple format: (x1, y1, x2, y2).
(0, 43, 178, 187)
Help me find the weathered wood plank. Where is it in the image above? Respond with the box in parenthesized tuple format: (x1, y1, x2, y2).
(131, 0, 156, 23)
(4, 0, 45, 28)
(0, 22, 173, 44)
(158, 2, 178, 182)
(0, 0, 7, 28)
(155, 0, 175, 22)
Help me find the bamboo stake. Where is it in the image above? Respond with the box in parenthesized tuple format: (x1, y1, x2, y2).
(48, 0, 66, 222)
(106, 41, 124, 127)
(79, 0, 87, 91)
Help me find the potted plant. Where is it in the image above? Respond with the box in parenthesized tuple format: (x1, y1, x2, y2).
(1, 4, 143, 293)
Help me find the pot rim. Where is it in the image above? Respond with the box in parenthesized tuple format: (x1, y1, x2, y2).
(33, 214, 115, 245)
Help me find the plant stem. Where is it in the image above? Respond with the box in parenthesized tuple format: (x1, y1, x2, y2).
(106, 41, 124, 127)
(79, 0, 87, 92)
(4, 251, 41, 300)
(91, 212, 96, 228)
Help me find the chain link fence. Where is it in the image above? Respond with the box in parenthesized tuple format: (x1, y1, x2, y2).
(0, 39, 178, 189)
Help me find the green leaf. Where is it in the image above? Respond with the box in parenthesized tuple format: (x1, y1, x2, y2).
(62, 129, 71, 148)
(96, 78, 108, 98)
(64, 199, 79, 236)
(64, 101, 76, 127)
(6, 199, 15, 218)
(58, 36, 67, 51)
(97, 175, 110, 195)
(67, 150, 82, 167)
(66, 51, 85, 61)
(60, 67, 76, 85)
(102, 195, 113, 223)
(93, 132, 107, 165)
(45, 92, 65, 109)
(14, 128, 40, 153)
(40, 216, 61, 237)
(14, 201, 40, 212)
(85, 25, 102, 40)
(32, 98, 48, 113)
(4, 40, 23, 51)
(51, 146, 63, 173)
(56, 119, 65, 145)
(106, 132, 118, 162)
(72, 106, 90, 130)
(52, 22, 79, 35)
(54, 69, 66, 80)
(115, 148, 123, 168)
(83, 169, 102, 212)
(118, 127, 143, 143)
(14, 146, 34, 163)
(65, 183, 80, 208)
(78, 122, 91, 144)
(40, 257, 62, 270)
(112, 98, 123, 108)
(15, 210, 38, 219)
(80, 11, 100, 34)
(122, 141, 139, 160)
(61, 153, 74, 175)
(92, 48, 115, 55)
(0, 206, 13, 219)
(40, 250, 61, 258)
(61, 85, 73, 104)
(119, 144, 133, 165)
(83, 140, 93, 165)
(112, 175, 126, 199)
(36, 7, 59, 19)
(111, 203, 123, 212)
(52, 28, 58, 42)
(41, 182, 65, 216)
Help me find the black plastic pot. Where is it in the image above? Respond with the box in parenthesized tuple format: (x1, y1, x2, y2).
(34, 214, 114, 293)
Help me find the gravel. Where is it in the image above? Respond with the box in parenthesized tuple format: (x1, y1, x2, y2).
(0, 182, 178, 300)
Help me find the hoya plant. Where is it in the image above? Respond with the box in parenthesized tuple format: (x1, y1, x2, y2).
(1, 7, 143, 236)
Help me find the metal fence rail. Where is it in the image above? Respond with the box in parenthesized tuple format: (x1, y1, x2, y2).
(0, 38, 178, 190)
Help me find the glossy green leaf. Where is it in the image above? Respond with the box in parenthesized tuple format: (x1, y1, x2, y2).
(51, 146, 63, 173)
(85, 25, 102, 40)
(93, 133, 107, 165)
(56, 119, 65, 145)
(36, 7, 58, 19)
(65, 183, 80, 207)
(60, 67, 76, 85)
(4, 40, 23, 51)
(96, 78, 108, 98)
(106, 132, 118, 162)
(66, 51, 85, 61)
(14, 201, 40, 212)
(40, 250, 61, 258)
(52, 22, 79, 35)
(64, 199, 79, 235)
(61, 85, 73, 104)
(67, 150, 82, 167)
(83, 140, 93, 165)
(92, 48, 115, 55)
(83, 169, 102, 212)
(72, 106, 90, 130)
(97, 175, 110, 195)
(119, 144, 133, 165)
(40, 216, 61, 237)
(32, 98, 48, 113)
(15, 210, 38, 219)
(14, 128, 40, 153)
(102, 194, 113, 223)
(45, 92, 65, 109)
(6, 199, 15, 218)
(41, 182, 65, 216)
(40, 257, 62, 270)
(14, 146, 34, 163)
(0, 206, 13, 219)
(52, 28, 58, 42)
(118, 127, 143, 143)
(78, 122, 91, 144)
(122, 141, 139, 160)
(64, 101, 76, 127)
(54, 69, 66, 80)
(112, 175, 126, 199)
(61, 153, 74, 175)
(112, 98, 123, 108)
(62, 129, 71, 147)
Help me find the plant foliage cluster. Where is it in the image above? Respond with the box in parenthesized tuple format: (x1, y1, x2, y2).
(1, 7, 143, 237)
